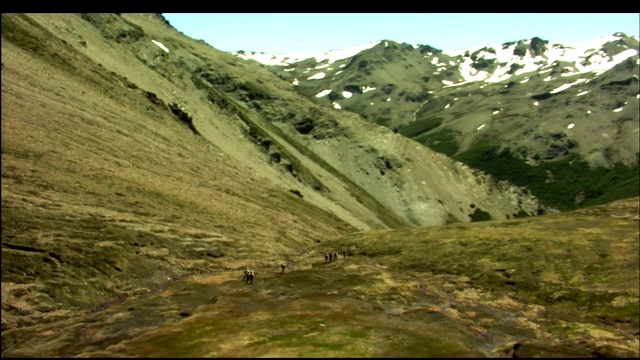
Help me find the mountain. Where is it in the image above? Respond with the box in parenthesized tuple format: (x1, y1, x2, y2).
(238, 33, 639, 211)
(1, 13, 638, 357)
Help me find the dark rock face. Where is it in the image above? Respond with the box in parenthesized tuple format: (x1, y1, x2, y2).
(343, 84, 363, 94)
(294, 118, 315, 134)
(168, 103, 201, 136)
(81, 13, 145, 44)
(529, 36, 549, 56)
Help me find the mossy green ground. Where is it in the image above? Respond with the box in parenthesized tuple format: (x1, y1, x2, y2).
(2, 198, 638, 357)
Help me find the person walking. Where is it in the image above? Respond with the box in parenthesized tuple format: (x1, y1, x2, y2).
(280, 261, 286, 274)
(242, 267, 250, 283)
(325, 252, 329, 263)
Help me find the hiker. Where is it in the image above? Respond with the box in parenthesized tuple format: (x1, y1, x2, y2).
(343, 249, 347, 259)
(242, 267, 250, 282)
(280, 261, 286, 274)
(333, 252, 338, 261)
(247, 270, 254, 284)
(325, 252, 329, 263)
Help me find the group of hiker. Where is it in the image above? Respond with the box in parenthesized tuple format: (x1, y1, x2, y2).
(242, 249, 348, 285)
(242, 261, 286, 284)
(325, 249, 347, 263)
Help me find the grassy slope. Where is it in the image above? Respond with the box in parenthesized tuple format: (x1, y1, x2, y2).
(396, 112, 639, 213)
(2, 198, 637, 357)
(1, 12, 357, 328)
(452, 140, 639, 211)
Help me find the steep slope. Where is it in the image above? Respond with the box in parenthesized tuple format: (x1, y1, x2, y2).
(1, 13, 358, 330)
(1, 13, 547, 331)
(27, 13, 551, 226)
(250, 34, 639, 211)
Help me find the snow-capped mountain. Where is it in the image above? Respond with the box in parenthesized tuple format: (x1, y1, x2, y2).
(233, 41, 380, 66)
(234, 33, 639, 211)
(235, 33, 638, 84)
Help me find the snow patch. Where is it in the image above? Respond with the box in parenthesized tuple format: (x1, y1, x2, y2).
(316, 89, 332, 97)
(308, 72, 326, 80)
(151, 40, 169, 53)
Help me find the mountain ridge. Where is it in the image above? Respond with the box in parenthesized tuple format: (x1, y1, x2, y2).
(241, 32, 639, 211)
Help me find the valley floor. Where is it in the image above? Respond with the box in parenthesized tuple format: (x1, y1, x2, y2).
(2, 233, 638, 358)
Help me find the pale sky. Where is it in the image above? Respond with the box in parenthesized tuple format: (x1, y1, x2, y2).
(162, 13, 640, 54)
